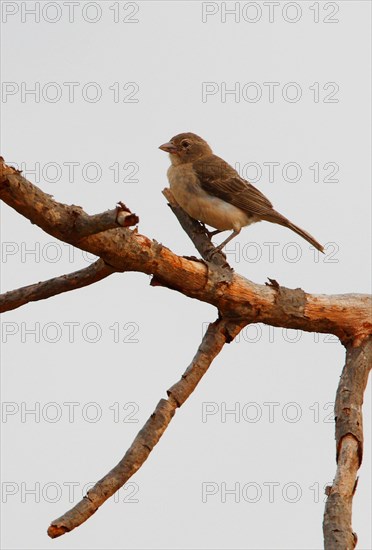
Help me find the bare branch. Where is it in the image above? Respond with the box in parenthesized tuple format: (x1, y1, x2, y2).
(323, 336, 372, 549)
(0, 159, 138, 240)
(162, 188, 231, 270)
(0, 259, 116, 313)
(47, 317, 246, 538)
(2, 158, 371, 544)
(1, 163, 370, 344)
(73, 202, 139, 237)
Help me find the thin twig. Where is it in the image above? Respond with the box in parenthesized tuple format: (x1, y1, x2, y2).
(0, 259, 116, 313)
(47, 317, 246, 538)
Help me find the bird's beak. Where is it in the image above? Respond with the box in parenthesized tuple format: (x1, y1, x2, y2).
(159, 142, 178, 154)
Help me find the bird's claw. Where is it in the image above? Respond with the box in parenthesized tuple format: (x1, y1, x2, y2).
(201, 223, 221, 240)
(207, 244, 226, 261)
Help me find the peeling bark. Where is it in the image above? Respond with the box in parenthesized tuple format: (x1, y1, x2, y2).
(323, 337, 372, 549)
(1, 158, 371, 544)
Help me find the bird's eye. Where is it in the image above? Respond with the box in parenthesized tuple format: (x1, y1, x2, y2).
(181, 140, 190, 149)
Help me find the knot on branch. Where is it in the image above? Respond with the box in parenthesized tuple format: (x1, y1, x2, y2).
(266, 278, 307, 318)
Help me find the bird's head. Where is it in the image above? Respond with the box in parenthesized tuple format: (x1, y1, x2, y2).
(159, 132, 212, 165)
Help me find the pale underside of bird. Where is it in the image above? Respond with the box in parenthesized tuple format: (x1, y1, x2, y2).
(160, 133, 324, 253)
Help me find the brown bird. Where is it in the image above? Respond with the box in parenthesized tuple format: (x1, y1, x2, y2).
(159, 132, 324, 253)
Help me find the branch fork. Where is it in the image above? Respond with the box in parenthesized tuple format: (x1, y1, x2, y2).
(0, 159, 371, 545)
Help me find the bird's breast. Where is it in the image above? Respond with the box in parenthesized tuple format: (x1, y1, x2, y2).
(167, 164, 251, 231)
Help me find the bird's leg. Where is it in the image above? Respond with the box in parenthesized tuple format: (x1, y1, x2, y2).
(212, 229, 241, 253)
(200, 223, 222, 239)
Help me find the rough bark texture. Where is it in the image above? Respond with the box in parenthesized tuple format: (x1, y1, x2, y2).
(47, 318, 245, 538)
(1, 163, 370, 346)
(0, 259, 116, 313)
(0, 159, 138, 239)
(323, 337, 372, 549)
(1, 158, 371, 544)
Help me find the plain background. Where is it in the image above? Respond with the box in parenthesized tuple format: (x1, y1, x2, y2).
(1, 1, 371, 548)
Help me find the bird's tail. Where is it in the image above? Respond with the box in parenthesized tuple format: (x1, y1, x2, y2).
(265, 211, 324, 253)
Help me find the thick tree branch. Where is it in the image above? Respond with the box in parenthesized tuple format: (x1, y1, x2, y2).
(0, 259, 116, 313)
(323, 336, 372, 549)
(0, 159, 138, 239)
(1, 162, 370, 345)
(1, 159, 371, 544)
(47, 317, 245, 538)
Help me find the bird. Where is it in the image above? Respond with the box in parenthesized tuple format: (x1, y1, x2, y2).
(159, 132, 324, 253)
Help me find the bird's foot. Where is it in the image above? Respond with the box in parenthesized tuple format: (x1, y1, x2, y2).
(212, 243, 224, 253)
(206, 244, 226, 262)
(201, 223, 222, 240)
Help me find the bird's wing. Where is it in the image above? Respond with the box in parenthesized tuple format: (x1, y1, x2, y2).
(193, 155, 274, 217)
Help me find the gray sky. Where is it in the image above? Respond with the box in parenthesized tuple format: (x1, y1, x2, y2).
(1, 1, 371, 549)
